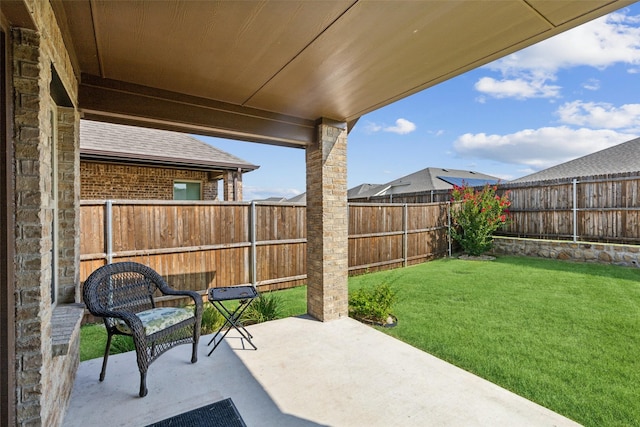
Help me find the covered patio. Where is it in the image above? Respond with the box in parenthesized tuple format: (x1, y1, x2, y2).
(1, 1, 634, 425)
(63, 317, 579, 426)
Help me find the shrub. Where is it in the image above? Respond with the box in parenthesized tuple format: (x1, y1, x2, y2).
(348, 283, 397, 324)
(450, 184, 510, 256)
(241, 292, 283, 325)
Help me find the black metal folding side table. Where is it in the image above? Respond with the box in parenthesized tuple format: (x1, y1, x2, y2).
(207, 285, 259, 356)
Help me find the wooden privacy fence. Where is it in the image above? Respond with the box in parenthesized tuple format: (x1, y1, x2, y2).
(497, 174, 640, 244)
(349, 173, 640, 245)
(80, 200, 451, 297)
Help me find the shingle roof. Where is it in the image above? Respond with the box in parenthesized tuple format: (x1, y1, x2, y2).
(348, 183, 384, 199)
(257, 196, 289, 202)
(511, 137, 640, 183)
(80, 120, 258, 171)
(286, 183, 383, 204)
(355, 167, 502, 198)
(287, 193, 307, 203)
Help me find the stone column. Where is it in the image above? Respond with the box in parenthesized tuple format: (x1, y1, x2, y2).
(56, 107, 80, 303)
(306, 118, 348, 321)
(12, 27, 47, 426)
(222, 169, 243, 201)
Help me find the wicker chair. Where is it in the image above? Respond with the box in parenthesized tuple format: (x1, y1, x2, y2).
(82, 262, 203, 397)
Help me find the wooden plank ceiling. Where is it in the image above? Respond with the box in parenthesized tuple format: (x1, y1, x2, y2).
(52, 0, 634, 147)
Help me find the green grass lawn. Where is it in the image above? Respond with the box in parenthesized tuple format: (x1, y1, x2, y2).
(80, 255, 640, 426)
(351, 256, 640, 427)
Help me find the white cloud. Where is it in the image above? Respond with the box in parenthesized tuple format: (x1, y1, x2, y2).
(453, 126, 636, 170)
(363, 118, 416, 135)
(493, 172, 518, 181)
(363, 121, 382, 133)
(384, 118, 416, 134)
(490, 11, 640, 73)
(557, 101, 640, 130)
(517, 167, 536, 175)
(582, 78, 600, 91)
(475, 76, 561, 99)
(475, 10, 640, 99)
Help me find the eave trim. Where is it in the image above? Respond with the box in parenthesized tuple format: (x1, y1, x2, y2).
(79, 74, 315, 149)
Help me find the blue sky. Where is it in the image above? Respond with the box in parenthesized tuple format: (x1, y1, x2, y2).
(197, 4, 640, 201)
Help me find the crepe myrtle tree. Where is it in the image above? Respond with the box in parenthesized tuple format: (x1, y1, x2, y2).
(450, 183, 511, 256)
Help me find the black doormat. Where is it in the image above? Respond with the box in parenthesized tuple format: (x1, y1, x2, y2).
(146, 398, 247, 427)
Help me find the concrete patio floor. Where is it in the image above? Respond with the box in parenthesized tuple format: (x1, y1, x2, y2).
(62, 316, 581, 427)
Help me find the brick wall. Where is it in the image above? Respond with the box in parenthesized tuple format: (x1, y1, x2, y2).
(222, 169, 243, 201)
(11, 0, 82, 423)
(80, 161, 219, 200)
(12, 27, 48, 427)
(306, 120, 349, 321)
(57, 108, 80, 303)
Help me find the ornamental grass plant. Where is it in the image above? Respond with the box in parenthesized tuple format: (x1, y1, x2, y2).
(241, 292, 284, 325)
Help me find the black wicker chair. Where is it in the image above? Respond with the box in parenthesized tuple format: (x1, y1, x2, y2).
(82, 262, 203, 397)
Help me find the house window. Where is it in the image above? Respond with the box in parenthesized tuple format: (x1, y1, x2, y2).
(173, 181, 201, 200)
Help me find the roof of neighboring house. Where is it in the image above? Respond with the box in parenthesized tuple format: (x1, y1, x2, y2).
(511, 137, 640, 183)
(286, 183, 383, 204)
(287, 193, 307, 203)
(354, 167, 502, 198)
(256, 196, 289, 202)
(80, 120, 259, 172)
(348, 183, 384, 199)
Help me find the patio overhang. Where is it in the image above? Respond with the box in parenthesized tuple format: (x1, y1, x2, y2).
(78, 74, 318, 148)
(2, 1, 636, 425)
(51, 0, 634, 146)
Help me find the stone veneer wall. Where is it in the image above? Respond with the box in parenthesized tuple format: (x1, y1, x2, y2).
(491, 236, 640, 266)
(306, 120, 348, 321)
(222, 169, 243, 201)
(11, 0, 83, 424)
(57, 108, 80, 303)
(12, 27, 49, 427)
(80, 161, 218, 200)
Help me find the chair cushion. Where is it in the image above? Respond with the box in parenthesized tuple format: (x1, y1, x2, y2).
(114, 307, 195, 336)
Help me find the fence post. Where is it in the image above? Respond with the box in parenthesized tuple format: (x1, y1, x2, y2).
(447, 201, 452, 257)
(572, 179, 578, 243)
(403, 204, 408, 267)
(105, 200, 113, 264)
(250, 201, 257, 286)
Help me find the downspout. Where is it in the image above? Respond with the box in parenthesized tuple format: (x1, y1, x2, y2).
(105, 200, 113, 264)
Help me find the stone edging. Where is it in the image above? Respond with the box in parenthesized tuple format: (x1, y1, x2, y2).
(490, 236, 639, 267)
